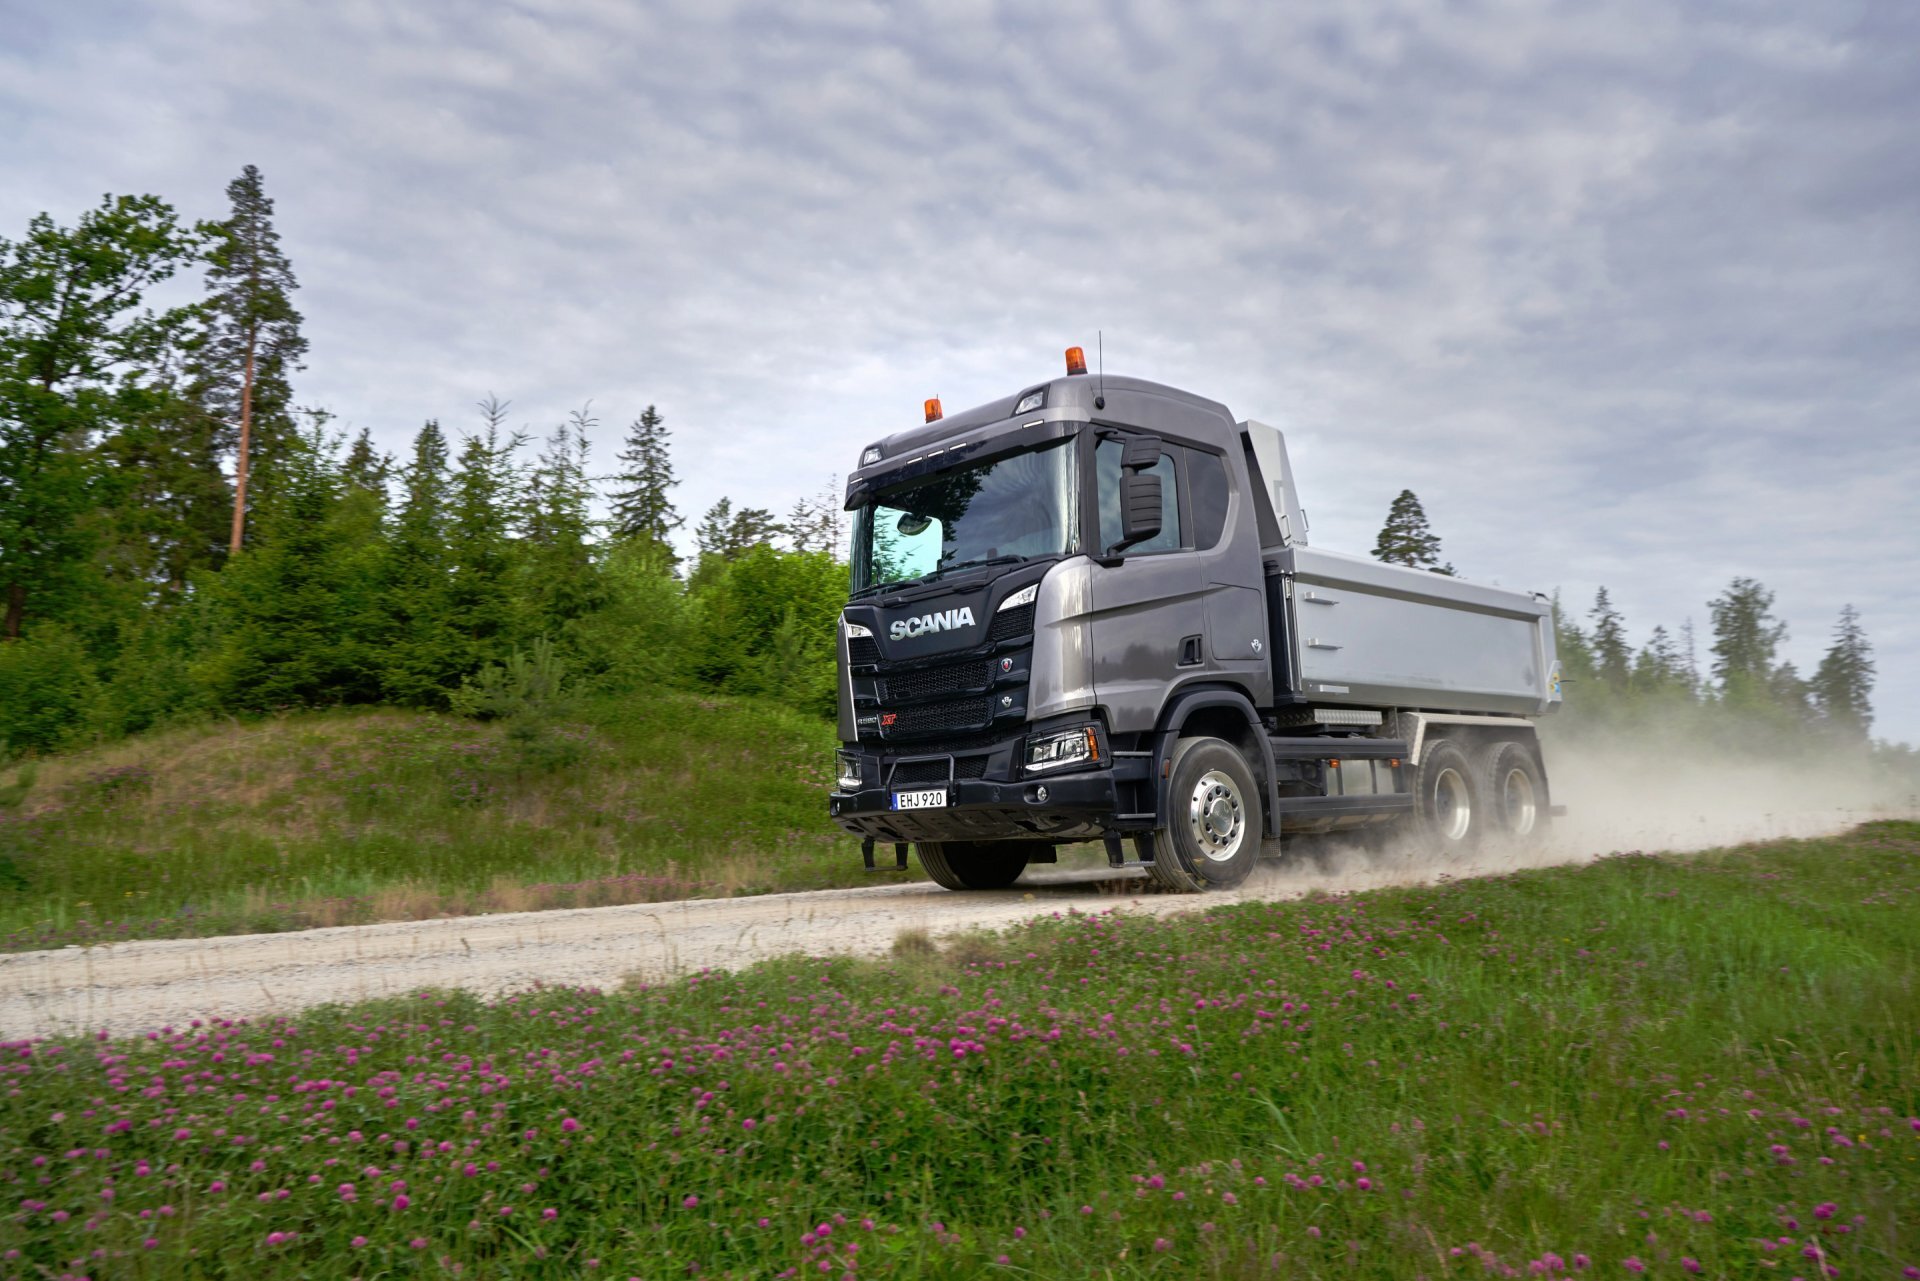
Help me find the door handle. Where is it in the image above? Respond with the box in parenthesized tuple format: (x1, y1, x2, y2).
(1306, 639, 1342, 650)
(1301, 591, 1338, 606)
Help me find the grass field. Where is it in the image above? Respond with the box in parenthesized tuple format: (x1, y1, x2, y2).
(0, 695, 848, 951)
(1, 822, 1915, 1278)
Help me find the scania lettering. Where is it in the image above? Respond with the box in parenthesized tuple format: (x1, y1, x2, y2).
(890, 608, 975, 641)
(827, 347, 1563, 892)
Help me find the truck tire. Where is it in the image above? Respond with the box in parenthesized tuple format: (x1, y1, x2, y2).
(1478, 739, 1548, 845)
(1410, 737, 1482, 852)
(917, 841, 1030, 891)
(1148, 736, 1264, 892)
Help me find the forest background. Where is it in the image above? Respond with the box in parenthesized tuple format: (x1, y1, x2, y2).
(0, 173, 1905, 778)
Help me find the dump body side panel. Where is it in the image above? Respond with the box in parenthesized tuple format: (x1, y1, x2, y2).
(1279, 545, 1556, 715)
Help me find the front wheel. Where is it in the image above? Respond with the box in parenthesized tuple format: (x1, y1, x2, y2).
(1148, 737, 1264, 892)
(918, 841, 1031, 891)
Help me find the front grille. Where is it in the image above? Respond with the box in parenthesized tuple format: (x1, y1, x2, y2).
(989, 602, 1035, 642)
(954, 755, 990, 779)
(889, 758, 951, 787)
(888, 698, 992, 738)
(882, 659, 990, 703)
(848, 637, 880, 665)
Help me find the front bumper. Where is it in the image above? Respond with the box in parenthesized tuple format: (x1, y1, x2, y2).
(829, 758, 1153, 843)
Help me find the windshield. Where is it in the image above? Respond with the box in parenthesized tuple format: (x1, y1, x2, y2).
(851, 439, 1079, 595)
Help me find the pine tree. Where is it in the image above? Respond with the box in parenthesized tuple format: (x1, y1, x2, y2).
(0, 194, 202, 638)
(1708, 577, 1787, 700)
(1811, 604, 1874, 742)
(1371, 489, 1454, 574)
(606, 405, 680, 550)
(196, 165, 307, 555)
(1589, 587, 1630, 692)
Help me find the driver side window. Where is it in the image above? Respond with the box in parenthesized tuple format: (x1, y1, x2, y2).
(1094, 437, 1181, 554)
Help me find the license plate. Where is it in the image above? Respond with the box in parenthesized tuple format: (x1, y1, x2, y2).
(892, 788, 948, 811)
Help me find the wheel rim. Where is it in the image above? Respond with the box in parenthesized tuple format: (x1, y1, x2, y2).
(1187, 769, 1246, 863)
(1501, 768, 1537, 835)
(1432, 767, 1472, 842)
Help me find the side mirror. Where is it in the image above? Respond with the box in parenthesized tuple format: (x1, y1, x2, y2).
(1110, 435, 1163, 553)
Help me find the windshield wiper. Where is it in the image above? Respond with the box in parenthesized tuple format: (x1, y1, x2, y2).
(936, 553, 1027, 576)
(856, 554, 1031, 600)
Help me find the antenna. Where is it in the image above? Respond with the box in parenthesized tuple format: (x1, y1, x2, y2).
(1095, 331, 1105, 410)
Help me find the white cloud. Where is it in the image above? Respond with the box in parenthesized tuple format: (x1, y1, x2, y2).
(2, 0, 1916, 739)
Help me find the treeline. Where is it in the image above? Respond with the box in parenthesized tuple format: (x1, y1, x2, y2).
(0, 174, 849, 757)
(1375, 490, 1895, 760)
(0, 394, 850, 755)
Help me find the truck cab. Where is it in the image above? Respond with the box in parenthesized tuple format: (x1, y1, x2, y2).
(828, 350, 1560, 891)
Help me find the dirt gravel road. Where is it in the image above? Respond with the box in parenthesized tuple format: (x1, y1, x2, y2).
(3, 777, 1897, 1040)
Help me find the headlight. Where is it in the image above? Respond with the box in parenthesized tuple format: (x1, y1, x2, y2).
(835, 750, 863, 791)
(1014, 390, 1045, 415)
(998, 583, 1038, 611)
(861, 445, 883, 466)
(1025, 726, 1100, 773)
(844, 620, 874, 638)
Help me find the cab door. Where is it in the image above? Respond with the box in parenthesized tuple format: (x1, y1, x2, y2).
(1086, 433, 1270, 734)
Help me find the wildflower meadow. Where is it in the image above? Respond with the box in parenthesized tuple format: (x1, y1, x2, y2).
(3, 821, 1917, 1279)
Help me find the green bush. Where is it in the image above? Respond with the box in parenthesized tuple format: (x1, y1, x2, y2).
(0, 624, 104, 755)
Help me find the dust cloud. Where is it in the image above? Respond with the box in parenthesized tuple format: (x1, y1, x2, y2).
(1213, 731, 1918, 901)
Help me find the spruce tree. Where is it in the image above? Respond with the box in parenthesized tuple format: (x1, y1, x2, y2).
(196, 165, 307, 555)
(1589, 587, 1630, 692)
(606, 405, 680, 550)
(521, 406, 602, 630)
(1708, 577, 1787, 700)
(375, 420, 463, 704)
(1371, 489, 1454, 574)
(444, 396, 524, 667)
(1811, 604, 1874, 741)
(1633, 624, 1686, 696)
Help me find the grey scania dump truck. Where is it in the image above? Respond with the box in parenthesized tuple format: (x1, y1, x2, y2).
(827, 348, 1562, 892)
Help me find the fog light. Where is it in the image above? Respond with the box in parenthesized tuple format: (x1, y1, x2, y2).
(1025, 726, 1099, 773)
(835, 750, 863, 791)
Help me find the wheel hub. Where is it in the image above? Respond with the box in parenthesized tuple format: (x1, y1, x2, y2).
(1187, 770, 1245, 863)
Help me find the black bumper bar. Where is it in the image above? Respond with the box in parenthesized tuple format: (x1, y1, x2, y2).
(829, 758, 1154, 844)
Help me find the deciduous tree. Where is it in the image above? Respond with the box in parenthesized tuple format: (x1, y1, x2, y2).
(0, 194, 201, 638)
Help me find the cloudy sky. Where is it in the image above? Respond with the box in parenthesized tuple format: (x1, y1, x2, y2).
(4, 0, 1916, 742)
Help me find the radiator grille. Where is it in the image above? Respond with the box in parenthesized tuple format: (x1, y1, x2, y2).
(887, 698, 992, 738)
(954, 755, 990, 779)
(848, 636, 880, 665)
(988, 602, 1035, 642)
(882, 659, 990, 703)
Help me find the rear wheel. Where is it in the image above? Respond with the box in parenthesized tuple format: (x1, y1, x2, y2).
(1478, 739, 1548, 845)
(1410, 738, 1483, 852)
(917, 840, 1031, 891)
(1148, 737, 1264, 892)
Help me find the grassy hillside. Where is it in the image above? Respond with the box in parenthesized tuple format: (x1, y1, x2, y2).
(1, 823, 1915, 1277)
(0, 693, 849, 950)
